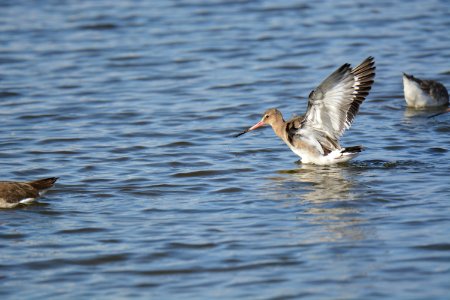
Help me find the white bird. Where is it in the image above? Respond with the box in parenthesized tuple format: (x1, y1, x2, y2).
(403, 73, 449, 108)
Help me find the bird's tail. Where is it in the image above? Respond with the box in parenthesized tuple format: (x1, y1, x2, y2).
(28, 177, 58, 191)
(341, 146, 364, 154)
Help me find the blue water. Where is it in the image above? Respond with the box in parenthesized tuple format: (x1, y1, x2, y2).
(1, 1, 449, 299)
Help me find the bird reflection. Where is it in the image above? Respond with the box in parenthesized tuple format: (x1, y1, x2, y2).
(287, 165, 354, 202)
(266, 163, 373, 242)
(403, 106, 447, 119)
(271, 164, 356, 202)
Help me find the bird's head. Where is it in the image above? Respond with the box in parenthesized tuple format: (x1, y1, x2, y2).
(235, 108, 283, 137)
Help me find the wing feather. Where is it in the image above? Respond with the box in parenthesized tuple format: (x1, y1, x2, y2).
(301, 57, 376, 146)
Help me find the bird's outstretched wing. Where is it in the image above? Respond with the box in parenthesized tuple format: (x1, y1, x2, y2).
(301, 57, 376, 143)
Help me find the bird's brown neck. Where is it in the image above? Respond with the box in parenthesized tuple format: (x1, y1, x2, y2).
(271, 115, 305, 147)
(269, 116, 288, 143)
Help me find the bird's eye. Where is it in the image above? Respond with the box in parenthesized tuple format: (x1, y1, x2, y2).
(264, 115, 269, 119)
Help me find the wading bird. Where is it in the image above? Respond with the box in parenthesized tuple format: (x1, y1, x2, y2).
(236, 57, 376, 165)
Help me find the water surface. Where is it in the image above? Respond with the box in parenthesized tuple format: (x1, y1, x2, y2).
(1, 1, 449, 299)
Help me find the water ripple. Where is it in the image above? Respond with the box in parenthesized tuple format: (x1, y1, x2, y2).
(1, 0, 450, 299)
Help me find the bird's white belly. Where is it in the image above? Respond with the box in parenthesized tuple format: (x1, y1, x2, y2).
(288, 145, 315, 163)
(403, 78, 437, 107)
(287, 144, 358, 165)
(287, 144, 328, 164)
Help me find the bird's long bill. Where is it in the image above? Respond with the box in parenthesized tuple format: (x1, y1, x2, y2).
(235, 121, 265, 137)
